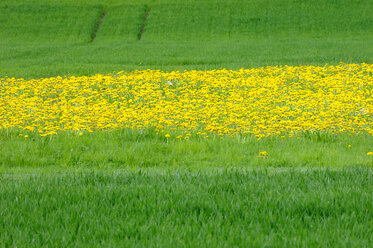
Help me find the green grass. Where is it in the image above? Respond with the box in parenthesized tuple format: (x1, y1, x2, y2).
(1, 0, 373, 246)
(1, 168, 373, 247)
(1, 0, 372, 78)
(1, 129, 372, 169)
(0, 3, 102, 44)
(94, 5, 145, 42)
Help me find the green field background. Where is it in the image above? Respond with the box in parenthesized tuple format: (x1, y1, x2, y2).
(1, 0, 373, 78)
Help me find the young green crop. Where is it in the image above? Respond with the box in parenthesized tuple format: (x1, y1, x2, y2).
(1, 169, 373, 247)
(1, 0, 372, 78)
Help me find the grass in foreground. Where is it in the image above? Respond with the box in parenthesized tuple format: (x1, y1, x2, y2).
(1, 168, 373, 247)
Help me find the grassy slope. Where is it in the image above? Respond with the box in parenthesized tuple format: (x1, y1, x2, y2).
(1, 0, 373, 78)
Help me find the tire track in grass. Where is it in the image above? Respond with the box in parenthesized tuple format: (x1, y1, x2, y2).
(138, 6, 150, 41)
(90, 9, 107, 42)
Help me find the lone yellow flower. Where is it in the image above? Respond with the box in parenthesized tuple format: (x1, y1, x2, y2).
(24, 135, 29, 138)
(257, 151, 269, 158)
(165, 134, 171, 138)
(367, 152, 373, 156)
(79, 132, 83, 136)
(259, 151, 268, 156)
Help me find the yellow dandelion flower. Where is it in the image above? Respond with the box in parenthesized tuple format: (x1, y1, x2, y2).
(0, 64, 372, 137)
(259, 151, 268, 156)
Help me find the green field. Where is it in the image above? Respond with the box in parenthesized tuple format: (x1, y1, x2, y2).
(1, 130, 372, 169)
(1, 0, 373, 78)
(1, 0, 373, 246)
(2, 169, 373, 247)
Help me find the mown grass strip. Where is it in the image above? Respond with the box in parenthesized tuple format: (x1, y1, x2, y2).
(90, 9, 107, 42)
(138, 6, 150, 41)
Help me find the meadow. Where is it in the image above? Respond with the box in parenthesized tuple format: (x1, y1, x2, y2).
(1, 0, 373, 246)
(1, 0, 373, 78)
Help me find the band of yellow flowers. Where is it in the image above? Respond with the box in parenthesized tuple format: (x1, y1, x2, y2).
(1, 63, 372, 138)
